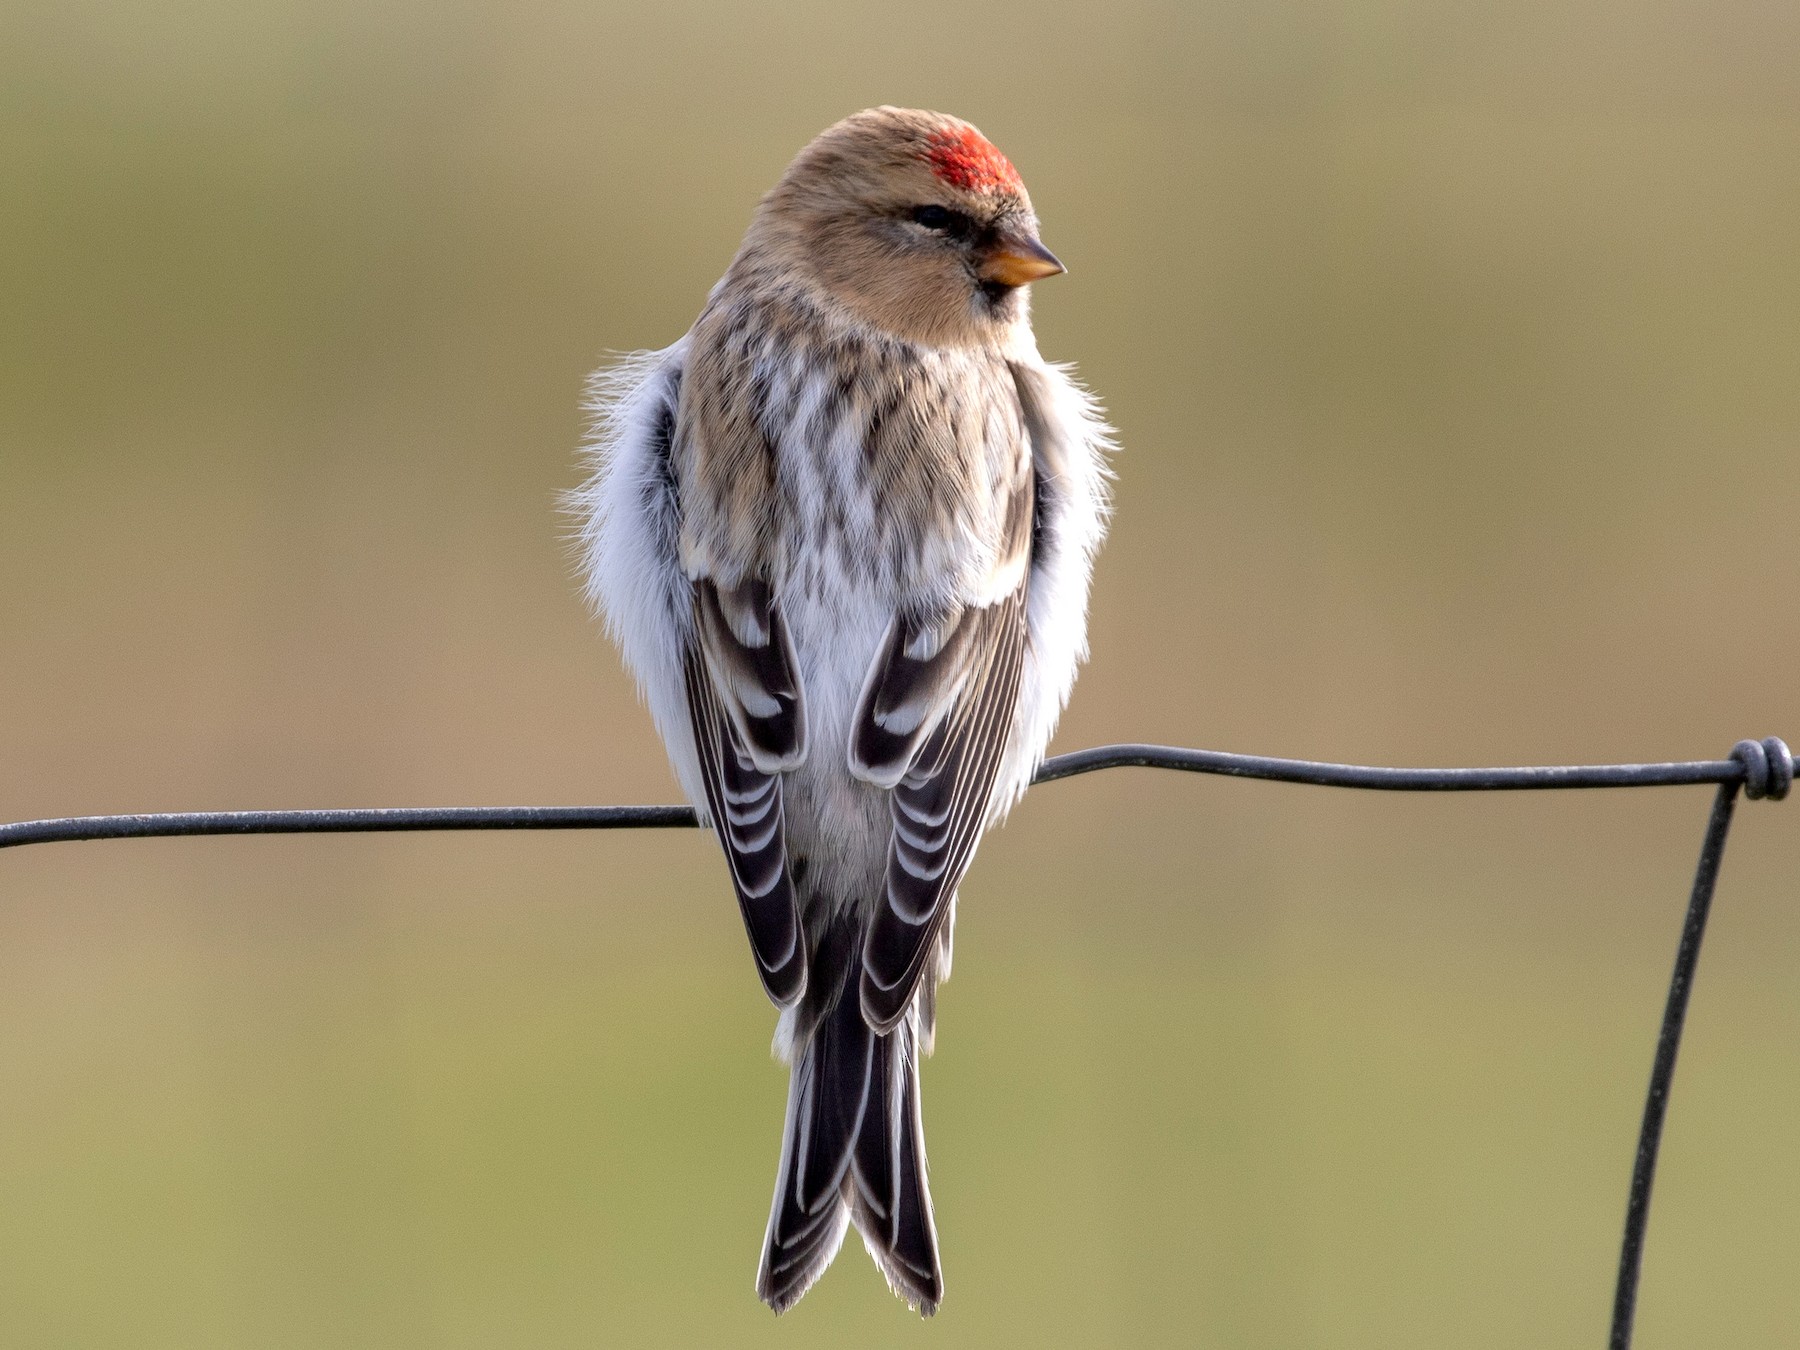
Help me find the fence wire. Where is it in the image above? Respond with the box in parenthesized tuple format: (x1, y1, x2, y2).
(2, 735, 1793, 1348)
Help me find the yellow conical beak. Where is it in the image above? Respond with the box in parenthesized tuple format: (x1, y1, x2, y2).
(979, 232, 1066, 287)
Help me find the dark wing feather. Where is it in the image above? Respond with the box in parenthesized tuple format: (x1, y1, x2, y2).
(857, 587, 1028, 1031)
(684, 577, 806, 1006)
(693, 576, 806, 772)
(848, 605, 978, 790)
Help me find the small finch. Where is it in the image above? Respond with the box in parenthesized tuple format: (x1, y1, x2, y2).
(572, 107, 1111, 1315)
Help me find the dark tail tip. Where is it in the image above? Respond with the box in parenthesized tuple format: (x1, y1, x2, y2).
(758, 919, 943, 1315)
(849, 1013, 943, 1315)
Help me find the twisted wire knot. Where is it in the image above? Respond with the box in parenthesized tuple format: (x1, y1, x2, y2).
(1731, 737, 1793, 801)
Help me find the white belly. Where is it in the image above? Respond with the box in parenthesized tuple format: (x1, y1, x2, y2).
(777, 571, 895, 920)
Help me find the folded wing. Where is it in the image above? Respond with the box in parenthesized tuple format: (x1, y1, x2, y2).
(685, 576, 807, 1006)
(851, 585, 1029, 1032)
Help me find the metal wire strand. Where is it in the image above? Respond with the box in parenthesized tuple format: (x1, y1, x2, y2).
(1608, 780, 1740, 1350)
(0, 740, 1787, 849)
(0, 735, 1792, 1350)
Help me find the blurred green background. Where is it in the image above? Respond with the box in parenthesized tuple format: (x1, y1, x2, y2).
(2, 0, 1797, 1345)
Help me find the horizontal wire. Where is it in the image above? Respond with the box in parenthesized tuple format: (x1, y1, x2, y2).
(0, 732, 1790, 1350)
(0, 742, 1775, 851)
(1028, 744, 1744, 790)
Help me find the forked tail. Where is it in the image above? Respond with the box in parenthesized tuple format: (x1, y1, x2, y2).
(756, 918, 942, 1315)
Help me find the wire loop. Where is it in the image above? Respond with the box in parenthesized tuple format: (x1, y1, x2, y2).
(1731, 736, 1793, 801)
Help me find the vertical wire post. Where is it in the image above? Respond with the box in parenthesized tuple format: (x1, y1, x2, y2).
(1608, 781, 1741, 1350)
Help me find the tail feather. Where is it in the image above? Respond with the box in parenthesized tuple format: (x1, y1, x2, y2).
(757, 918, 943, 1316)
(850, 1024, 941, 1308)
(790, 1002, 874, 1213)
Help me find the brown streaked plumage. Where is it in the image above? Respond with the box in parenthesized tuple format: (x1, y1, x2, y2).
(573, 107, 1112, 1316)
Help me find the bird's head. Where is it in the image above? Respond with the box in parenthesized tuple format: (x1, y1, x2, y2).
(745, 107, 1064, 347)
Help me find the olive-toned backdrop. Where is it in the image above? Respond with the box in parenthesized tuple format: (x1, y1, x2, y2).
(3, 1, 1796, 1345)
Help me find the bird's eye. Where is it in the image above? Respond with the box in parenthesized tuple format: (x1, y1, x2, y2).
(910, 205, 966, 235)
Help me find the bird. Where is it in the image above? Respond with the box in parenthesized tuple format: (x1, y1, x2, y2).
(571, 107, 1111, 1316)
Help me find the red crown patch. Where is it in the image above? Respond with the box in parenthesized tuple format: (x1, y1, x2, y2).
(924, 126, 1023, 195)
